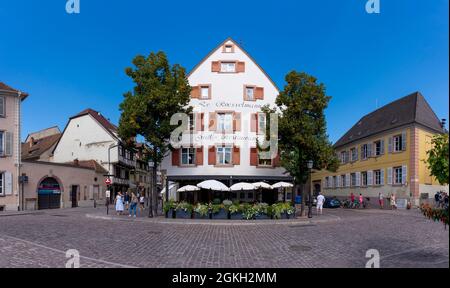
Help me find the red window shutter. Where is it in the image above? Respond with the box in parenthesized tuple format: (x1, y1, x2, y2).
(211, 61, 220, 72)
(237, 61, 245, 73)
(172, 149, 180, 166)
(273, 152, 281, 167)
(191, 86, 200, 99)
(208, 146, 216, 165)
(233, 146, 240, 165)
(196, 146, 204, 166)
(233, 112, 241, 132)
(255, 87, 264, 100)
(195, 113, 204, 131)
(250, 113, 258, 133)
(250, 148, 258, 166)
(208, 112, 216, 131)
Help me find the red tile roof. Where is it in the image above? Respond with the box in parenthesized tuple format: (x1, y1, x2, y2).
(22, 133, 61, 160)
(71, 108, 118, 136)
(0, 82, 29, 99)
(67, 160, 108, 174)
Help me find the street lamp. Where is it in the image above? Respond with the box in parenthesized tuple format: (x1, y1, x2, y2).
(307, 160, 313, 218)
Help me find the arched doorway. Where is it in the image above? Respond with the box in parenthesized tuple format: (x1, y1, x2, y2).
(38, 177, 61, 210)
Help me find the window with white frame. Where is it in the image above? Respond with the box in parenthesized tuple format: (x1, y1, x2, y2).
(181, 148, 196, 165)
(362, 144, 369, 159)
(350, 173, 357, 187)
(258, 151, 272, 166)
(341, 175, 346, 187)
(217, 113, 233, 132)
(224, 44, 233, 53)
(374, 140, 383, 156)
(200, 86, 210, 99)
(340, 151, 347, 164)
(393, 135, 403, 152)
(333, 176, 338, 188)
(220, 62, 236, 73)
(361, 171, 368, 186)
(374, 170, 382, 185)
(351, 148, 357, 162)
(217, 146, 232, 165)
(0, 96, 5, 117)
(245, 86, 255, 101)
(258, 113, 266, 134)
(394, 166, 402, 184)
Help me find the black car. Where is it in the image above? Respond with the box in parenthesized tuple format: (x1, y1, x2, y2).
(323, 197, 341, 208)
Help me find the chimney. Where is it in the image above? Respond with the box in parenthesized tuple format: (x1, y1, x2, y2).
(441, 119, 447, 128)
(74, 159, 79, 166)
(29, 137, 35, 148)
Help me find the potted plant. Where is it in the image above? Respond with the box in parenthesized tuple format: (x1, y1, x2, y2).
(222, 200, 233, 219)
(175, 201, 193, 219)
(255, 203, 270, 220)
(164, 200, 177, 218)
(271, 203, 284, 219)
(194, 203, 209, 219)
(284, 202, 295, 219)
(212, 203, 227, 219)
(242, 203, 258, 220)
(229, 203, 243, 220)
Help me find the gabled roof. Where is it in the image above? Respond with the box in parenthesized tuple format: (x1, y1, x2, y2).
(334, 92, 445, 148)
(187, 37, 280, 92)
(0, 82, 29, 100)
(22, 133, 61, 160)
(70, 108, 118, 137)
(66, 160, 108, 174)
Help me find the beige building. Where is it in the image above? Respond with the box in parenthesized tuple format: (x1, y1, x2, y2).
(20, 126, 108, 210)
(0, 82, 28, 211)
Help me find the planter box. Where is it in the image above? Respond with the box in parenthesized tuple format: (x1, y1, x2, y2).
(212, 209, 228, 219)
(282, 212, 295, 219)
(255, 214, 270, 220)
(230, 213, 243, 220)
(176, 210, 192, 219)
(194, 212, 209, 219)
(167, 209, 176, 219)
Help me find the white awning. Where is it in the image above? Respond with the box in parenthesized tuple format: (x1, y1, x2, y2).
(177, 185, 200, 192)
(230, 182, 255, 191)
(197, 180, 230, 191)
(252, 182, 273, 189)
(272, 182, 294, 189)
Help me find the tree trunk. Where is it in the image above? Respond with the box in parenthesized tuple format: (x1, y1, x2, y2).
(152, 161, 158, 217)
(300, 183, 306, 217)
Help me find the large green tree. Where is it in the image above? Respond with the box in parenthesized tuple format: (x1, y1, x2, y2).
(425, 133, 449, 185)
(118, 51, 192, 217)
(269, 71, 339, 216)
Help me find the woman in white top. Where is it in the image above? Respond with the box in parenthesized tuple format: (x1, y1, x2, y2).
(115, 192, 124, 215)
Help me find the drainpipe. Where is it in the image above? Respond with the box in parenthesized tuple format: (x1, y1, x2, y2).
(17, 92, 22, 211)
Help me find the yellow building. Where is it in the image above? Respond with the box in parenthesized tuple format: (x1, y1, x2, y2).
(312, 92, 448, 207)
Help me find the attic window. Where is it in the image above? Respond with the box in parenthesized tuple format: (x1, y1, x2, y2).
(223, 44, 234, 53)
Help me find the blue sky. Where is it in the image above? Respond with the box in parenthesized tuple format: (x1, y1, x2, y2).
(0, 0, 448, 142)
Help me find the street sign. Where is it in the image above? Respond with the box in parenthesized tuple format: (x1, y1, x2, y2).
(105, 178, 112, 185)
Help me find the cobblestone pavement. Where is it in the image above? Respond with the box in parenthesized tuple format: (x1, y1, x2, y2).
(0, 207, 448, 268)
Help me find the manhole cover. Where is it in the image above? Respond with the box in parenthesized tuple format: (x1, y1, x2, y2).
(289, 245, 313, 252)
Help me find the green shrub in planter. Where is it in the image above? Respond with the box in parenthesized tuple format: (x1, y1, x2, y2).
(194, 203, 209, 219)
(176, 202, 193, 219)
(164, 200, 177, 218)
(229, 203, 242, 219)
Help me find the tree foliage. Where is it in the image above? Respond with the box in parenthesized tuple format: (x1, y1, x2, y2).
(118, 51, 192, 216)
(425, 133, 449, 185)
(272, 71, 339, 184)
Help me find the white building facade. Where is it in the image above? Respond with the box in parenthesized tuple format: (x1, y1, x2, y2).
(161, 38, 291, 203)
(51, 109, 136, 199)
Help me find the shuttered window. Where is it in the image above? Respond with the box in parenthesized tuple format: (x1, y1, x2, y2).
(394, 166, 403, 185)
(0, 96, 5, 117)
(181, 148, 196, 165)
(0, 131, 4, 156)
(217, 146, 232, 165)
(1, 132, 13, 157)
(0, 172, 4, 196)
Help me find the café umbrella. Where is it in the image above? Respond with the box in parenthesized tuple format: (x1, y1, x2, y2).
(177, 185, 200, 192)
(272, 182, 294, 202)
(196, 180, 230, 191)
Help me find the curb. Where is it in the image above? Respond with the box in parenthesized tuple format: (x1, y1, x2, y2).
(86, 213, 341, 226)
(0, 211, 45, 218)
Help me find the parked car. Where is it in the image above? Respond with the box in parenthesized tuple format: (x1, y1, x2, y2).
(323, 197, 341, 208)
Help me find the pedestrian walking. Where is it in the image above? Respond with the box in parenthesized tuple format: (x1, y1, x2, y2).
(378, 192, 384, 209)
(350, 192, 355, 207)
(139, 194, 146, 214)
(359, 193, 364, 209)
(390, 193, 397, 210)
(115, 192, 124, 215)
(316, 193, 325, 215)
(129, 193, 138, 218)
(124, 191, 130, 210)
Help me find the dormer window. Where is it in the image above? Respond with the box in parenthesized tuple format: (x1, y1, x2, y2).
(221, 62, 236, 73)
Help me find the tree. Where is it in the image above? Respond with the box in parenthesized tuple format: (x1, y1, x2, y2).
(268, 71, 339, 216)
(425, 133, 449, 185)
(118, 51, 192, 217)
